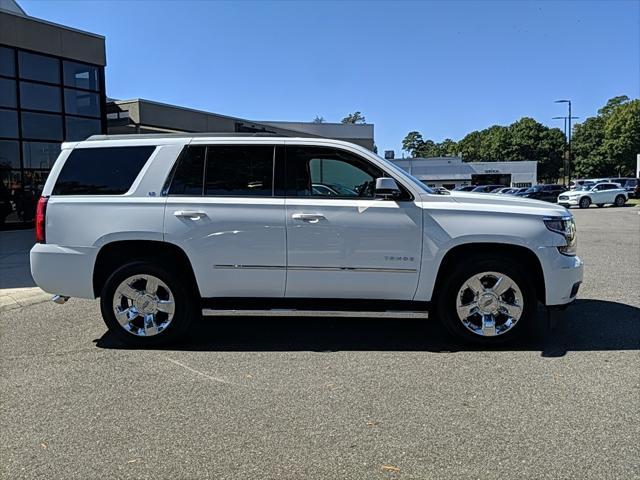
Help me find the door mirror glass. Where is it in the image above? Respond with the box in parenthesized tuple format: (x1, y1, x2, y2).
(375, 177, 400, 198)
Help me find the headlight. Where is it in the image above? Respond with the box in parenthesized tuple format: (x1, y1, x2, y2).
(544, 216, 577, 256)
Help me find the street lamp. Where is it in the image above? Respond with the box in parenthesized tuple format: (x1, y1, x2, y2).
(555, 99, 573, 184)
(552, 115, 580, 185)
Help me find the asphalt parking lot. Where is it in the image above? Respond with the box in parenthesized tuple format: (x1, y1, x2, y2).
(1, 206, 639, 480)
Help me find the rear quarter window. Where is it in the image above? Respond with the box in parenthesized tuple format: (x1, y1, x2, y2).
(52, 146, 156, 195)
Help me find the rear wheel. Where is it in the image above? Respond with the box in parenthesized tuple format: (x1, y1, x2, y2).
(436, 255, 536, 345)
(100, 261, 196, 347)
(579, 196, 591, 209)
(614, 195, 626, 207)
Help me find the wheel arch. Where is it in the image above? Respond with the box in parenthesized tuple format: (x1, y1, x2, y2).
(93, 240, 199, 298)
(432, 242, 546, 304)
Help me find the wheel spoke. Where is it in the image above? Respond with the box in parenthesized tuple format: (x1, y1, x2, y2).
(145, 277, 159, 295)
(143, 314, 158, 336)
(457, 301, 478, 319)
(466, 276, 485, 295)
(492, 276, 513, 296)
(156, 300, 175, 315)
(116, 283, 141, 301)
(499, 300, 522, 319)
(114, 307, 134, 327)
(481, 314, 497, 336)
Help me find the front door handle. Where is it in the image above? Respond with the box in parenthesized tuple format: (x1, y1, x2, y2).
(174, 210, 206, 220)
(291, 213, 325, 223)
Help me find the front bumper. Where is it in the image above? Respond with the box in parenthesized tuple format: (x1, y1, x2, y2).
(557, 196, 581, 207)
(538, 247, 584, 306)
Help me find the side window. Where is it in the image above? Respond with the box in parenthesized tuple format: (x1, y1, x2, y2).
(168, 146, 205, 195)
(53, 146, 155, 195)
(204, 145, 274, 196)
(287, 146, 400, 199)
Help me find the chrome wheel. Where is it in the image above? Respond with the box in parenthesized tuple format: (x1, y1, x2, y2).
(112, 274, 175, 337)
(455, 271, 523, 337)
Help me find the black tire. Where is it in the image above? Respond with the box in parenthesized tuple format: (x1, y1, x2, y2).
(435, 254, 537, 345)
(100, 261, 196, 347)
(579, 196, 591, 209)
(614, 195, 626, 207)
(596, 203, 604, 208)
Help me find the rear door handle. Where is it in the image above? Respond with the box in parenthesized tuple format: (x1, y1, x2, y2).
(174, 210, 206, 220)
(291, 213, 325, 223)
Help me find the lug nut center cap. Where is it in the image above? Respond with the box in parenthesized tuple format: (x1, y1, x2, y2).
(478, 293, 498, 314)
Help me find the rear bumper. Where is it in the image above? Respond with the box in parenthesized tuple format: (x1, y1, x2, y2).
(30, 243, 97, 298)
(538, 247, 584, 306)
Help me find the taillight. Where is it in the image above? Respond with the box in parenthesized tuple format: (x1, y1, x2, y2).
(35, 196, 49, 243)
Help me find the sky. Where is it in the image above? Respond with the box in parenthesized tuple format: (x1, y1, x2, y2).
(21, 0, 640, 155)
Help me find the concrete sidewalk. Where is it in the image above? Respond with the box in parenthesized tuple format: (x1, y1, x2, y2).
(0, 229, 49, 312)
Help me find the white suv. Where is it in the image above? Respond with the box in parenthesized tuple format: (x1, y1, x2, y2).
(30, 134, 583, 346)
(558, 182, 628, 209)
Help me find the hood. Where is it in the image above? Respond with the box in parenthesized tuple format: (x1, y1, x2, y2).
(421, 190, 570, 217)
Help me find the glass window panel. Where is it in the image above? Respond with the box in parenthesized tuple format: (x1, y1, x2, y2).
(52, 146, 155, 195)
(0, 109, 19, 138)
(21, 112, 63, 141)
(0, 170, 22, 225)
(18, 51, 60, 83)
(65, 116, 101, 141)
(63, 61, 100, 91)
(20, 81, 61, 112)
(204, 145, 274, 196)
(64, 89, 100, 117)
(22, 142, 61, 169)
(0, 46, 15, 77)
(0, 140, 20, 169)
(0, 78, 17, 108)
(168, 146, 205, 195)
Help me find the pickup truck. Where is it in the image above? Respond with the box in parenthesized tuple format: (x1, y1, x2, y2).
(30, 134, 583, 347)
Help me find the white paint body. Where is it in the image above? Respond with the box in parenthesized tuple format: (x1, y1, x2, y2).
(31, 136, 583, 307)
(558, 183, 628, 207)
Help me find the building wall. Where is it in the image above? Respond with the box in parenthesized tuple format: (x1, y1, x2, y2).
(0, 10, 106, 227)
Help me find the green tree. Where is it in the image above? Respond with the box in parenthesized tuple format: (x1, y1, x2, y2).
(402, 131, 424, 156)
(341, 111, 366, 124)
(312, 115, 325, 123)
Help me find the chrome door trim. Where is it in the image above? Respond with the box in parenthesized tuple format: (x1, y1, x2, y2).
(202, 309, 428, 319)
(213, 264, 417, 274)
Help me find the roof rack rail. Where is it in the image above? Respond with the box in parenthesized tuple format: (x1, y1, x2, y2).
(86, 132, 308, 141)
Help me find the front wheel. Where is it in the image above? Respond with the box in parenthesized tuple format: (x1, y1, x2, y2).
(436, 256, 536, 345)
(579, 197, 591, 209)
(100, 261, 196, 347)
(614, 195, 626, 207)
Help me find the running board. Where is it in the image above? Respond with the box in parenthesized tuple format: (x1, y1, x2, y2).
(201, 309, 428, 319)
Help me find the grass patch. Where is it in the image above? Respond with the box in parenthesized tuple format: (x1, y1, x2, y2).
(627, 198, 640, 206)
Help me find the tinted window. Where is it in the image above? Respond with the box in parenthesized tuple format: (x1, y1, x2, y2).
(205, 145, 274, 196)
(18, 51, 60, 83)
(22, 142, 61, 169)
(65, 116, 101, 141)
(168, 146, 205, 195)
(0, 47, 15, 77)
(0, 140, 20, 169)
(0, 78, 16, 108)
(64, 89, 101, 117)
(63, 61, 100, 91)
(286, 146, 383, 198)
(0, 109, 19, 138)
(53, 146, 155, 195)
(20, 81, 61, 112)
(21, 112, 63, 141)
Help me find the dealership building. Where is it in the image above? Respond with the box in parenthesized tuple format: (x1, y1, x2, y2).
(391, 157, 537, 189)
(0, 0, 373, 227)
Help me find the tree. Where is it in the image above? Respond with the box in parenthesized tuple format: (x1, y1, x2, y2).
(341, 111, 366, 124)
(312, 115, 325, 123)
(402, 131, 424, 157)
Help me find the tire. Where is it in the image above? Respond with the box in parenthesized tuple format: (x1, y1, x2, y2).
(100, 261, 196, 347)
(435, 254, 537, 345)
(614, 195, 626, 207)
(579, 196, 591, 209)
(596, 203, 604, 208)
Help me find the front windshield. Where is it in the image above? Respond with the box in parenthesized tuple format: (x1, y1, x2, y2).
(576, 184, 594, 191)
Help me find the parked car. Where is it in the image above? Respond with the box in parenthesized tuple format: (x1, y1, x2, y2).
(557, 182, 628, 208)
(30, 135, 583, 347)
(516, 184, 567, 202)
(471, 184, 505, 193)
(453, 185, 476, 192)
(491, 187, 513, 194)
(508, 187, 529, 195)
(624, 178, 639, 198)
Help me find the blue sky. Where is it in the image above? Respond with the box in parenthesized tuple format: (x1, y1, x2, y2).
(21, 0, 640, 154)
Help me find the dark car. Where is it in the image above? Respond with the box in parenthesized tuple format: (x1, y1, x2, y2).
(453, 185, 476, 192)
(516, 184, 567, 202)
(623, 178, 639, 198)
(471, 184, 505, 193)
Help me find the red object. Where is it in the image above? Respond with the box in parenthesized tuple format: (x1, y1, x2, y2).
(35, 196, 49, 243)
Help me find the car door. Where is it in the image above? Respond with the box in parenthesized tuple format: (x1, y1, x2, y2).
(590, 184, 606, 203)
(163, 142, 287, 298)
(284, 144, 423, 300)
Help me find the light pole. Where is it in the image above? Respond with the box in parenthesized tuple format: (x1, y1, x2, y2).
(552, 115, 579, 185)
(555, 99, 573, 183)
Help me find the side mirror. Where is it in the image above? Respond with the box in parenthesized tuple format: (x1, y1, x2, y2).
(375, 177, 401, 199)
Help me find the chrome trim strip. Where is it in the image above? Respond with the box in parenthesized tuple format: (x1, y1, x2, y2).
(202, 309, 428, 319)
(213, 264, 417, 274)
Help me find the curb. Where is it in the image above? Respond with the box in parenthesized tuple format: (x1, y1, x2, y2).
(0, 287, 51, 313)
